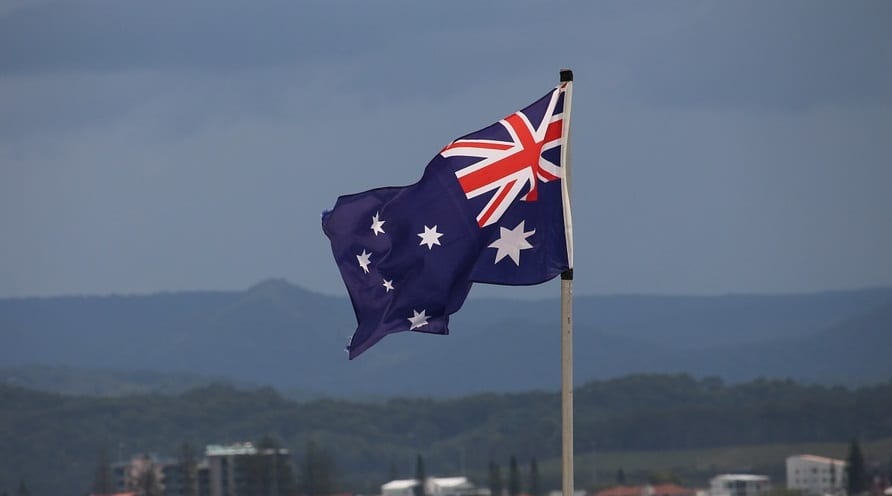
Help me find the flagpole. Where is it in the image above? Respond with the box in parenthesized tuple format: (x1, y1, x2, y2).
(558, 68, 575, 496)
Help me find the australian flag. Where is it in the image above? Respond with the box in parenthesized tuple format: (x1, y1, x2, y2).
(322, 82, 573, 359)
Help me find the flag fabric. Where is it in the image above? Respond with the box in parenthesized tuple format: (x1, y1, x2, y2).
(322, 82, 572, 359)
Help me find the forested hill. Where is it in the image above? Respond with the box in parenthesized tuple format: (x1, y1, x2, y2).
(3, 375, 892, 496)
(2, 280, 892, 397)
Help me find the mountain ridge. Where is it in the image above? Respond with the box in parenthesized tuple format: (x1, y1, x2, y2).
(2, 279, 891, 396)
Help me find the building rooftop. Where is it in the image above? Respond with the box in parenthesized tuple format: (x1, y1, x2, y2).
(434, 478, 471, 488)
(595, 486, 640, 496)
(712, 475, 769, 482)
(206, 443, 258, 456)
(652, 484, 696, 495)
(788, 454, 845, 464)
(595, 484, 694, 496)
(382, 479, 419, 490)
(203, 442, 289, 457)
(382, 477, 473, 491)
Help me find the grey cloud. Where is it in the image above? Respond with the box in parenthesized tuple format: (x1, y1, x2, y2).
(2, 0, 891, 297)
(626, 2, 892, 109)
(1, 1, 393, 74)
(0, 1, 553, 75)
(5, 1, 888, 109)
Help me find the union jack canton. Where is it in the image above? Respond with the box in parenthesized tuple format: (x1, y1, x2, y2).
(322, 83, 572, 359)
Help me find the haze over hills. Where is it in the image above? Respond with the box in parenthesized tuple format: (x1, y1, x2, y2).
(1, 279, 891, 397)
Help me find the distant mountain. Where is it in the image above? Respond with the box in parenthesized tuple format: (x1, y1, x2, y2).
(660, 300, 892, 384)
(0, 364, 252, 397)
(2, 279, 891, 396)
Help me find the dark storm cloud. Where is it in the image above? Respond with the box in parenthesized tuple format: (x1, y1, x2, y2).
(1, 0, 891, 297)
(3, 1, 889, 107)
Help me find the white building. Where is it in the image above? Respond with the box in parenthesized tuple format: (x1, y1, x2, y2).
(709, 475, 770, 496)
(786, 454, 846, 496)
(383, 479, 420, 496)
(429, 477, 476, 496)
(111, 454, 179, 496)
(382, 477, 476, 496)
(205, 442, 292, 496)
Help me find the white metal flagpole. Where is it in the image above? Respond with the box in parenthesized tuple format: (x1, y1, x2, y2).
(558, 68, 575, 496)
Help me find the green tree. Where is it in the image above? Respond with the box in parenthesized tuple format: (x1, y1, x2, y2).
(885, 454, 892, 487)
(616, 469, 626, 485)
(301, 440, 335, 496)
(136, 466, 161, 496)
(268, 442, 297, 496)
(647, 471, 681, 485)
(489, 460, 503, 496)
(529, 457, 539, 496)
(16, 480, 30, 496)
(388, 458, 398, 483)
(91, 447, 114, 495)
(846, 440, 867, 495)
(414, 454, 426, 496)
(178, 443, 198, 496)
(508, 456, 520, 496)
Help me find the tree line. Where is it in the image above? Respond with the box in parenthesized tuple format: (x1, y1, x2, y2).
(3, 375, 892, 496)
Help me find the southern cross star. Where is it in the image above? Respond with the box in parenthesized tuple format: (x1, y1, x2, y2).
(370, 212, 386, 236)
(489, 220, 535, 265)
(356, 249, 372, 273)
(407, 309, 430, 330)
(417, 225, 444, 250)
(382, 279, 394, 292)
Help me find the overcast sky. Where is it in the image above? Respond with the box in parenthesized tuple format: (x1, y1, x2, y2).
(2, 1, 891, 299)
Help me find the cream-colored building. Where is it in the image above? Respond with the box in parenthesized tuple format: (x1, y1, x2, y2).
(205, 442, 291, 496)
(709, 474, 770, 496)
(786, 454, 846, 495)
(382, 477, 476, 496)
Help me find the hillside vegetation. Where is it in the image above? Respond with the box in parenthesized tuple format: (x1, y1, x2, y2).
(2, 375, 892, 496)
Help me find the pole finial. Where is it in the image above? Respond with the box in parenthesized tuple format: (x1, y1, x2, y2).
(560, 69, 573, 82)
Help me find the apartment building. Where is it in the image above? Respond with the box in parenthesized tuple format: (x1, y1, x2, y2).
(786, 454, 846, 495)
(709, 474, 770, 496)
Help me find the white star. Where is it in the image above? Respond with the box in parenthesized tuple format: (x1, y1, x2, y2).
(382, 279, 394, 292)
(488, 220, 535, 265)
(356, 249, 372, 273)
(417, 225, 444, 250)
(370, 212, 386, 236)
(407, 309, 430, 330)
